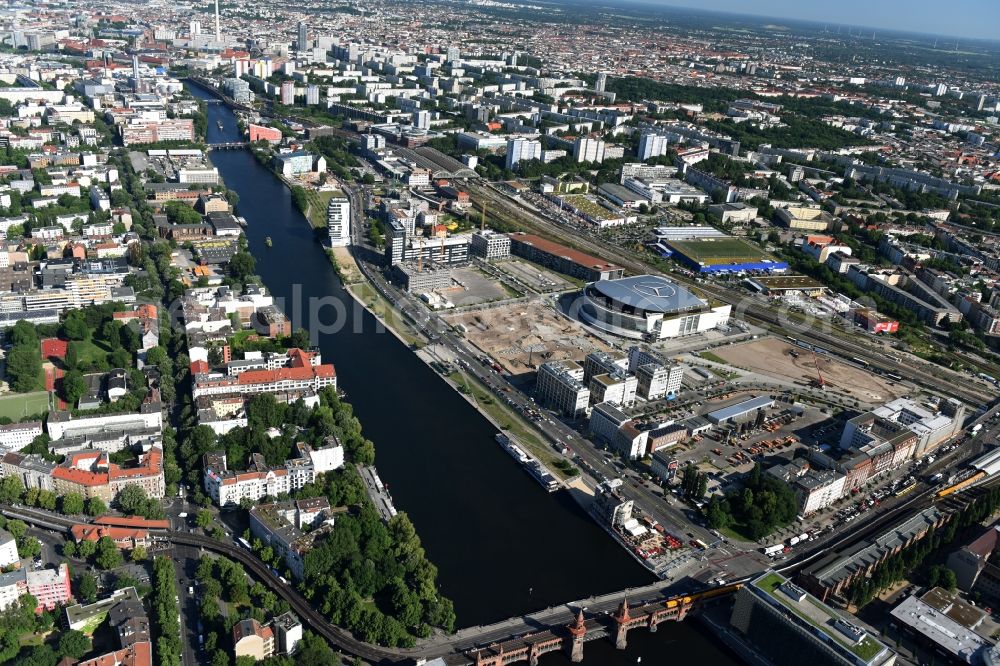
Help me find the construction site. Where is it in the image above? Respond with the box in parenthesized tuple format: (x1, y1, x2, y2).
(446, 299, 616, 378)
(711, 337, 907, 404)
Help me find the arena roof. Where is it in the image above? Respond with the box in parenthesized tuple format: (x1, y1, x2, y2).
(590, 275, 706, 314)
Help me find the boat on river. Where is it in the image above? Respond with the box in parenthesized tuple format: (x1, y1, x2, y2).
(496, 432, 560, 492)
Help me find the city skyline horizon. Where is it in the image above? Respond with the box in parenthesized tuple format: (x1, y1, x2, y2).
(602, 0, 1000, 43)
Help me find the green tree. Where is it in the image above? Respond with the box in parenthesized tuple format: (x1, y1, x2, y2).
(62, 541, 76, 557)
(114, 485, 149, 514)
(0, 476, 24, 503)
(6, 520, 26, 540)
(57, 629, 91, 659)
(60, 312, 90, 341)
(17, 536, 41, 559)
(6, 345, 41, 392)
(196, 509, 213, 529)
(289, 328, 311, 349)
(227, 251, 256, 282)
(95, 536, 123, 570)
(60, 493, 85, 515)
(131, 545, 148, 562)
(10, 320, 38, 347)
(76, 539, 97, 559)
(85, 496, 107, 517)
(61, 370, 87, 405)
(77, 573, 98, 602)
(64, 341, 80, 370)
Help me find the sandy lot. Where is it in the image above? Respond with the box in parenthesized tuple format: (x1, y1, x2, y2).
(446, 299, 614, 376)
(713, 337, 906, 403)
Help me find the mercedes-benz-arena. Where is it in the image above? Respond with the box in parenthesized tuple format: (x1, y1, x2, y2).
(579, 275, 731, 340)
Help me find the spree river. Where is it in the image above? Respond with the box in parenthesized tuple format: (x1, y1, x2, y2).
(187, 84, 740, 664)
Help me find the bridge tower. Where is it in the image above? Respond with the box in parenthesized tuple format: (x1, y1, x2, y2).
(566, 609, 587, 663)
(677, 596, 691, 621)
(613, 595, 631, 650)
(529, 642, 542, 666)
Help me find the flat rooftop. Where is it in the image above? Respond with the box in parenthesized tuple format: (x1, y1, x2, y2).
(807, 506, 944, 588)
(509, 232, 621, 272)
(707, 395, 774, 422)
(890, 595, 989, 663)
(753, 572, 891, 665)
(589, 275, 706, 314)
(666, 236, 772, 264)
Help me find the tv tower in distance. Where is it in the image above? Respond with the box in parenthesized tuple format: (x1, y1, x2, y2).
(214, 0, 221, 42)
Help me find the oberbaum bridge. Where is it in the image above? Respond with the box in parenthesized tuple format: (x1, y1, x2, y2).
(443, 583, 740, 666)
(448, 585, 738, 666)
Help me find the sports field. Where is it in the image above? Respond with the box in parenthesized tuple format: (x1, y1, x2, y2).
(667, 237, 771, 265)
(0, 391, 50, 420)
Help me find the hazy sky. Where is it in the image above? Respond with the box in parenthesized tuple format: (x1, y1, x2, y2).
(649, 0, 1000, 41)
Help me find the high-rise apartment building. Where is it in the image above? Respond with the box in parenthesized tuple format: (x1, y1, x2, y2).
(280, 81, 295, 105)
(297, 22, 308, 51)
(327, 195, 350, 248)
(573, 137, 606, 164)
(638, 132, 670, 161)
(505, 138, 541, 170)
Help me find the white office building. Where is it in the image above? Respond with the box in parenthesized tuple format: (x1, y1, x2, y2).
(327, 195, 351, 247)
(589, 372, 637, 407)
(536, 360, 590, 418)
(470, 230, 511, 260)
(0, 530, 17, 568)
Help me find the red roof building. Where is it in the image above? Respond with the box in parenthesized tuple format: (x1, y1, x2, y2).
(93, 515, 170, 530)
(77, 642, 152, 666)
(70, 524, 151, 549)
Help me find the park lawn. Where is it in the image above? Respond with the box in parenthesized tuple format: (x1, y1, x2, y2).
(74, 338, 111, 366)
(306, 190, 338, 229)
(698, 351, 728, 364)
(0, 391, 51, 420)
(347, 282, 424, 348)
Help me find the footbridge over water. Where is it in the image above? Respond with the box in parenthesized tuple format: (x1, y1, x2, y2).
(207, 141, 250, 150)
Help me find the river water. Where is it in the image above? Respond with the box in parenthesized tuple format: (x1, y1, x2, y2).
(187, 84, 741, 665)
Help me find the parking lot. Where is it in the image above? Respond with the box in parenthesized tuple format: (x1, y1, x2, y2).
(662, 397, 831, 485)
(442, 267, 513, 307)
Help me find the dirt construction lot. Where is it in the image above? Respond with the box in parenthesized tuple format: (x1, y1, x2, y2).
(446, 299, 614, 377)
(713, 337, 906, 403)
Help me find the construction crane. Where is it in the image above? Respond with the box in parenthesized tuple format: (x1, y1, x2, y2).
(811, 350, 826, 389)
